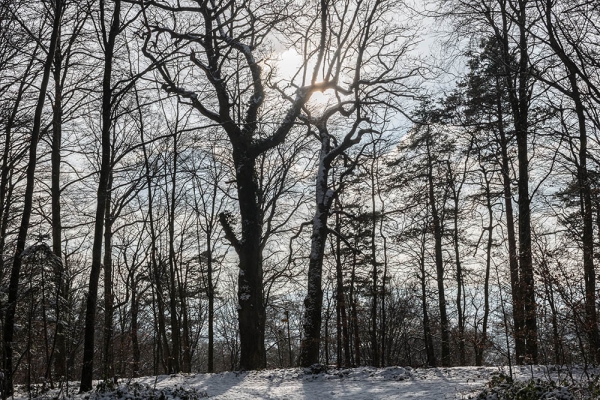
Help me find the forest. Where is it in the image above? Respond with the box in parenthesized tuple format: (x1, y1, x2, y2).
(0, 0, 599, 396)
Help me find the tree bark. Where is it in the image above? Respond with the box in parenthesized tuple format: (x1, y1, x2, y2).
(300, 129, 333, 367)
(231, 152, 266, 370)
(102, 174, 114, 380)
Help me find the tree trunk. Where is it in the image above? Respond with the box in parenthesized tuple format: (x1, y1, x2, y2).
(452, 187, 466, 366)
(515, 120, 537, 364)
(102, 176, 114, 380)
(419, 228, 436, 367)
(369, 159, 379, 367)
(300, 132, 333, 367)
(334, 210, 351, 368)
(80, 0, 120, 390)
(178, 265, 192, 373)
(3, 1, 61, 395)
(496, 75, 524, 364)
(230, 151, 266, 370)
(541, 0, 599, 362)
(476, 168, 493, 366)
(350, 249, 361, 366)
(51, 27, 67, 382)
(426, 135, 450, 366)
(503, 0, 537, 364)
(130, 274, 140, 377)
(136, 84, 171, 373)
(0, 13, 38, 286)
(167, 134, 181, 372)
(571, 74, 599, 363)
(207, 239, 215, 373)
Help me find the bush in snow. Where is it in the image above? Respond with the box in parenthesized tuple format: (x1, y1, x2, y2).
(86, 380, 209, 399)
(475, 372, 600, 400)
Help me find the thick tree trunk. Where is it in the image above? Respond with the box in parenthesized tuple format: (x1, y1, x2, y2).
(300, 133, 333, 367)
(231, 151, 266, 370)
(102, 180, 114, 380)
(299, 191, 329, 366)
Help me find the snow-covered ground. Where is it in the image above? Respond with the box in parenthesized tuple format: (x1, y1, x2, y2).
(13, 365, 595, 399)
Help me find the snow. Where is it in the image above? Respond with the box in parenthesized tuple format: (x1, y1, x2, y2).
(12, 365, 597, 399)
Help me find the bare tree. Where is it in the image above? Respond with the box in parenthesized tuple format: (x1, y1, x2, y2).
(3, 0, 62, 395)
(140, 0, 370, 369)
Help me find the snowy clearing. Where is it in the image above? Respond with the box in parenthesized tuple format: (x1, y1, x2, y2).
(13, 365, 596, 399)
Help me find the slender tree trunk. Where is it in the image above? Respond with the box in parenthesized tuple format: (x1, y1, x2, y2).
(476, 169, 493, 366)
(207, 239, 215, 373)
(3, 1, 61, 395)
(136, 85, 171, 373)
(324, 294, 331, 365)
(149, 185, 170, 372)
(51, 27, 67, 382)
(177, 266, 192, 373)
(369, 160, 379, 367)
(380, 233, 388, 367)
(516, 119, 537, 363)
(130, 275, 140, 377)
(496, 76, 524, 364)
(426, 135, 450, 366)
(80, 0, 120, 390)
(505, 0, 537, 363)
(452, 190, 466, 366)
(167, 134, 181, 372)
(542, 267, 561, 365)
(350, 249, 361, 366)
(569, 72, 599, 364)
(334, 210, 351, 368)
(0, 46, 37, 282)
(541, 0, 599, 361)
(419, 228, 436, 367)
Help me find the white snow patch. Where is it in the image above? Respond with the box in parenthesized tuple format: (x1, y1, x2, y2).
(11, 365, 598, 399)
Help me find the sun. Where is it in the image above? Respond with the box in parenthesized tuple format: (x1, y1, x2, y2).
(276, 49, 336, 111)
